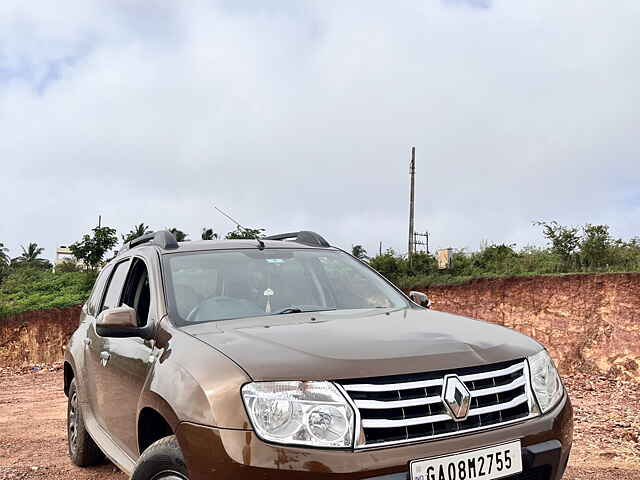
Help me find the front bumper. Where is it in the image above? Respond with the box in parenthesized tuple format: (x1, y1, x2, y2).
(176, 394, 572, 480)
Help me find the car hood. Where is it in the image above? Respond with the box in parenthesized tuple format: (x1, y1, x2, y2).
(180, 307, 542, 381)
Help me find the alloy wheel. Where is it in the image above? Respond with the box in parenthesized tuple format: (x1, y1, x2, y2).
(68, 391, 78, 454)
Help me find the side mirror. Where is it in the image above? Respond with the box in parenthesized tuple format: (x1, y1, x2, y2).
(96, 305, 153, 339)
(409, 291, 432, 309)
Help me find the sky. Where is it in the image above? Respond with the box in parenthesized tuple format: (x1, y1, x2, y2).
(1, 0, 639, 261)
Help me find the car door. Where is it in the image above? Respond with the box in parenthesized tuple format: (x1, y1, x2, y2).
(81, 264, 113, 426)
(87, 258, 131, 431)
(99, 257, 156, 459)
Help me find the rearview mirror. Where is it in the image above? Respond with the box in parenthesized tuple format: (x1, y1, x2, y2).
(96, 305, 153, 339)
(409, 291, 432, 309)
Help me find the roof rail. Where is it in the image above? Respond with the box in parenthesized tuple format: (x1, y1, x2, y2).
(264, 231, 330, 248)
(123, 230, 179, 252)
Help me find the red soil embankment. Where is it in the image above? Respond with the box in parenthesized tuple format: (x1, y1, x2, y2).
(0, 306, 82, 367)
(1, 273, 639, 383)
(418, 273, 640, 381)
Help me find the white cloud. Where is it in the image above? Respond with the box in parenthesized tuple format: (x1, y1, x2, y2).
(1, 0, 639, 260)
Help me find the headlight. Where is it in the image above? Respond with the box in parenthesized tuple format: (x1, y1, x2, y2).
(527, 350, 563, 413)
(241, 381, 354, 448)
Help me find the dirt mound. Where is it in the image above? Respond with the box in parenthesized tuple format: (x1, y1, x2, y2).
(421, 273, 640, 382)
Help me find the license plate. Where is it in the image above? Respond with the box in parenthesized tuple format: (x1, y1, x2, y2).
(410, 440, 522, 480)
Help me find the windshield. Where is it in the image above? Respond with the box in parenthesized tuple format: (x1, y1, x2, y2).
(163, 248, 408, 325)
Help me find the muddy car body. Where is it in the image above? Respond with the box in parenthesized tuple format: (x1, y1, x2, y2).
(64, 230, 572, 479)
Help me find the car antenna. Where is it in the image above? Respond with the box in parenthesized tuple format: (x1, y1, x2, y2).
(214, 205, 265, 250)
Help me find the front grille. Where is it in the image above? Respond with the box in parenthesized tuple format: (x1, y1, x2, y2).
(338, 359, 536, 447)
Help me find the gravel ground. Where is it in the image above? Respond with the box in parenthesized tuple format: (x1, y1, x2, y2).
(0, 367, 638, 479)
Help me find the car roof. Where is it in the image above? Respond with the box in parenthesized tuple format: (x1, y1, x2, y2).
(112, 230, 335, 262)
(158, 239, 336, 254)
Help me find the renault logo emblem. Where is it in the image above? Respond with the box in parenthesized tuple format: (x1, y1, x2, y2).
(442, 375, 471, 421)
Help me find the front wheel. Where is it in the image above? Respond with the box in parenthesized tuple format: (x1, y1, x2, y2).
(131, 435, 189, 480)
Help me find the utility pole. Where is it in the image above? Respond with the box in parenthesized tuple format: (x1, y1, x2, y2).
(408, 147, 416, 262)
(98, 215, 101, 228)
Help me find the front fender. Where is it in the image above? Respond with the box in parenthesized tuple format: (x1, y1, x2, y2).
(140, 359, 209, 428)
(64, 310, 89, 399)
(143, 319, 253, 429)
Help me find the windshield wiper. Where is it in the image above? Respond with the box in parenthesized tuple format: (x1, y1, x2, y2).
(273, 307, 304, 315)
(271, 306, 336, 315)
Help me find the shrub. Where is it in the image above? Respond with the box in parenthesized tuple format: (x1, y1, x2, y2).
(0, 267, 96, 317)
(56, 259, 83, 273)
(368, 233, 640, 290)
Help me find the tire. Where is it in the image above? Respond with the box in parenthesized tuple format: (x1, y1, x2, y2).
(67, 378, 104, 466)
(131, 435, 189, 480)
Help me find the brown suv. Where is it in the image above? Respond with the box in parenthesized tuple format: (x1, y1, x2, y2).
(64, 230, 572, 480)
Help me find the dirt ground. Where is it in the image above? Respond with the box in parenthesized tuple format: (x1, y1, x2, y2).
(0, 367, 638, 480)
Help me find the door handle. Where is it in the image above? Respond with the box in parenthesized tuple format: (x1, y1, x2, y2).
(100, 351, 111, 367)
(84, 338, 91, 346)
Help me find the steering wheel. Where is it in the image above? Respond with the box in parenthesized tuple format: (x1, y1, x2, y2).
(174, 284, 204, 318)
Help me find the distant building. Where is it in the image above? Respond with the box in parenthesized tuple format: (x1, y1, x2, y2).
(437, 248, 453, 270)
(53, 246, 84, 272)
(55, 246, 75, 263)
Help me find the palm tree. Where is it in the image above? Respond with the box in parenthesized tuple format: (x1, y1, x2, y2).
(0, 242, 9, 266)
(18, 243, 45, 263)
(122, 223, 152, 244)
(12, 242, 50, 269)
(201, 228, 218, 240)
(169, 228, 189, 242)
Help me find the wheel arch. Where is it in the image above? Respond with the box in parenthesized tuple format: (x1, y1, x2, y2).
(63, 360, 75, 397)
(137, 392, 180, 455)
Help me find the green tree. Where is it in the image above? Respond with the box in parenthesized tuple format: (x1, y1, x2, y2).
(443, 249, 475, 276)
(169, 228, 189, 242)
(580, 224, 612, 268)
(369, 249, 403, 283)
(351, 245, 368, 260)
(225, 226, 265, 240)
(409, 251, 437, 275)
(69, 226, 118, 270)
(473, 244, 520, 274)
(201, 227, 218, 240)
(0, 242, 9, 266)
(535, 221, 580, 269)
(609, 237, 640, 271)
(122, 223, 151, 244)
(0, 242, 10, 283)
